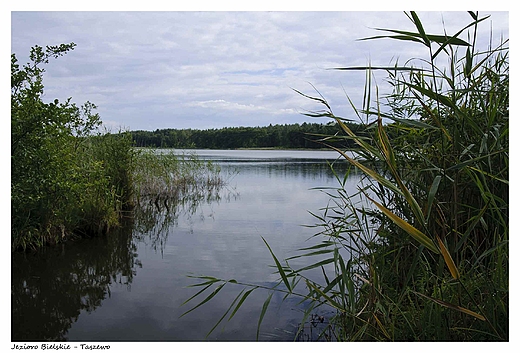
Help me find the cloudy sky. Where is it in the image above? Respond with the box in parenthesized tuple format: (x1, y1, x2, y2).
(10, 7, 509, 131)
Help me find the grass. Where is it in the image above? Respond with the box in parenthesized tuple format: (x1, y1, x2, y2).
(180, 11, 508, 341)
(130, 149, 228, 252)
(132, 149, 225, 210)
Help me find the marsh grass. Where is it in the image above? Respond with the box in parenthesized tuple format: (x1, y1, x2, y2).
(132, 149, 226, 213)
(181, 12, 508, 341)
(130, 149, 232, 254)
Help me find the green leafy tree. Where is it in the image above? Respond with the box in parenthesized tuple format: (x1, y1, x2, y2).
(11, 44, 125, 250)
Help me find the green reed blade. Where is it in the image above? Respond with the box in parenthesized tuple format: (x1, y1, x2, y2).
(326, 144, 404, 197)
(361, 29, 469, 47)
(331, 66, 422, 71)
(376, 117, 427, 226)
(405, 82, 459, 111)
(181, 282, 214, 306)
(426, 175, 442, 221)
(256, 291, 273, 341)
(180, 282, 226, 318)
(262, 236, 291, 293)
(228, 287, 256, 322)
(286, 248, 334, 261)
(410, 11, 430, 47)
(413, 291, 485, 321)
(295, 258, 335, 274)
(306, 280, 346, 313)
(205, 287, 245, 338)
(363, 192, 438, 254)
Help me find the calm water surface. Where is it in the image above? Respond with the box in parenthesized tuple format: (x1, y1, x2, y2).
(12, 149, 359, 342)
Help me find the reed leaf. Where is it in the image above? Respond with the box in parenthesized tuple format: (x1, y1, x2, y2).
(256, 291, 273, 341)
(262, 236, 292, 293)
(446, 150, 505, 171)
(426, 175, 442, 221)
(373, 313, 391, 340)
(295, 258, 335, 273)
(205, 287, 245, 338)
(376, 116, 426, 226)
(332, 115, 381, 157)
(409, 11, 430, 47)
(180, 282, 226, 318)
(227, 288, 255, 323)
(361, 28, 470, 47)
(413, 291, 485, 321)
(405, 81, 460, 111)
(363, 192, 438, 253)
(306, 280, 346, 313)
(455, 201, 490, 252)
(432, 14, 490, 60)
(326, 144, 404, 197)
(286, 248, 334, 260)
(330, 66, 422, 72)
(436, 235, 460, 280)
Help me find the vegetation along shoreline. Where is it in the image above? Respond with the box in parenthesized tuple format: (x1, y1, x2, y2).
(11, 11, 508, 342)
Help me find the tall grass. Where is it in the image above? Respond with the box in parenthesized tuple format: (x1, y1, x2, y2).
(130, 149, 228, 254)
(181, 12, 508, 341)
(132, 149, 225, 210)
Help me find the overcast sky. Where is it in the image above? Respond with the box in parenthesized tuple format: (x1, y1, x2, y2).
(10, 8, 509, 131)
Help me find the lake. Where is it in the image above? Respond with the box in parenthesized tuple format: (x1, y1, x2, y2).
(12, 149, 360, 342)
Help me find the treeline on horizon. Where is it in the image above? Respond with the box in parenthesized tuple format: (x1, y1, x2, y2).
(130, 121, 366, 149)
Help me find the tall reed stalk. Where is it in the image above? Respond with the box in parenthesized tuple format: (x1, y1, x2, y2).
(181, 12, 508, 341)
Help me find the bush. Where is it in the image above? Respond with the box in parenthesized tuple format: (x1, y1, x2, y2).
(11, 44, 136, 250)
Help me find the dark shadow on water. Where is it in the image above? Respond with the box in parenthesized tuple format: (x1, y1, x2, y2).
(11, 219, 138, 341)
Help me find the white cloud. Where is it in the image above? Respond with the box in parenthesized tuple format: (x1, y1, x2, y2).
(10, 11, 509, 130)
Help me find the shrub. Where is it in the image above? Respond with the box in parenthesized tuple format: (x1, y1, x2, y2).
(11, 44, 136, 250)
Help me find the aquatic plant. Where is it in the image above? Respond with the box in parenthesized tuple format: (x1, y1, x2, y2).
(181, 11, 508, 341)
(132, 149, 225, 210)
(131, 149, 229, 253)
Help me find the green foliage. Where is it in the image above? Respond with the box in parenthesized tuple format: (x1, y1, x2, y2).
(130, 122, 365, 150)
(11, 44, 136, 250)
(182, 12, 508, 341)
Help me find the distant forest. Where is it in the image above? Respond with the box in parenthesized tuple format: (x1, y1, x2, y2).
(130, 121, 366, 149)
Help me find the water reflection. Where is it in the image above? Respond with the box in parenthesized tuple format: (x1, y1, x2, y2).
(11, 220, 138, 341)
(11, 181, 230, 341)
(11, 150, 357, 341)
(132, 184, 238, 254)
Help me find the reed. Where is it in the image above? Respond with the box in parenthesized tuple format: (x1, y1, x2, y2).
(132, 149, 225, 211)
(181, 12, 508, 341)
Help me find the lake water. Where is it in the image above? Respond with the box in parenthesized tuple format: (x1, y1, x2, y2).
(12, 149, 360, 342)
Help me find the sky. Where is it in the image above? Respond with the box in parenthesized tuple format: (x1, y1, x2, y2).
(4, 3, 516, 351)
(9, 6, 510, 132)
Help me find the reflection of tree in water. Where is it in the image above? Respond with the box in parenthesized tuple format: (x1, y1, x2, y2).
(11, 219, 138, 341)
(11, 154, 237, 342)
(11, 173, 235, 342)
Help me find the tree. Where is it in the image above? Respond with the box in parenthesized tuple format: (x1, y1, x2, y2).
(11, 43, 117, 250)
